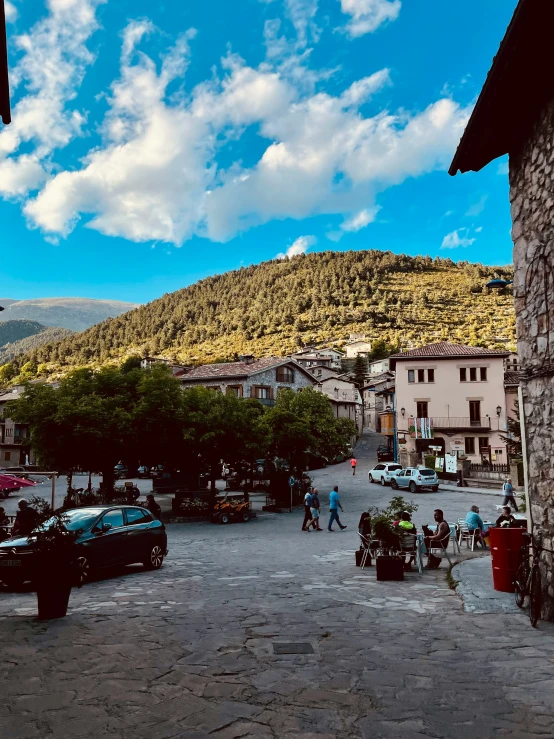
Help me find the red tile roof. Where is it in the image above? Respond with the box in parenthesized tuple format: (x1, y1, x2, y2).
(390, 342, 510, 361)
(180, 357, 310, 381)
(504, 371, 521, 386)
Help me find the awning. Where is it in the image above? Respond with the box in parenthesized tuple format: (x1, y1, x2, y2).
(0, 474, 37, 491)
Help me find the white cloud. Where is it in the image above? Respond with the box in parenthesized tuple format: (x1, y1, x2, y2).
(6, 6, 472, 249)
(0, 0, 104, 197)
(339, 0, 401, 38)
(465, 194, 487, 217)
(4, 1, 18, 22)
(285, 0, 319, 47)
(277, 234, 316, 258)
(441, 227, 477, 250)
(341, 206, 380, 232)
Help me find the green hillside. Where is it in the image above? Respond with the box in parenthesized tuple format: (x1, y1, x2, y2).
(4, 250, 516, 378)
(0, 326, 74, 365)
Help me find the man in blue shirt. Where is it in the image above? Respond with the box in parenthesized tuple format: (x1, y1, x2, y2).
(502, 478, 519, 512)
(328, 486, 347, 532)
(465, 505, 486, 548)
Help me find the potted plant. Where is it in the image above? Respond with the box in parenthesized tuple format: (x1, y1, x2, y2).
(30, 510, 80, 620)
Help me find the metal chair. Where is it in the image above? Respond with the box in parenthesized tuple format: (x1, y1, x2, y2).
(457, 519, 477, 551)
(400, 532, 423, 574)
(427, 538, 453, 567)
(357, 532, 372, 569)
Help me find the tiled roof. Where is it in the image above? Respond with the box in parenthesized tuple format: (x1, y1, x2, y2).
(390, 342, 510, 360)
(504, 371, 521, 386)
(180, 357, 304, 381)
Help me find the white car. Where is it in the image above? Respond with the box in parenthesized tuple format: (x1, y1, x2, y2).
(368, 463, 403, 486)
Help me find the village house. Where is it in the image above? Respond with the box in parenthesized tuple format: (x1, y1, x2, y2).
(290, 347, 343, 370)
(315, 375, 363, 432)
(0, 385, 33, 468)
(306, 365, 342, 382)
(449, 0, 554, 618)
(344, 338, 373, 359)
(362, 372, 394, 432)
(389, 343, 510, 467)
(178, 356, 316, 405)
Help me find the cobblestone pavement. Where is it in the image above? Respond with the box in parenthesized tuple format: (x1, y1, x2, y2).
(1, 432, 554, 738)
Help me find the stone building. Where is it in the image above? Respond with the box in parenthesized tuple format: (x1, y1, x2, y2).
(449, 0, 554, 618)
(178, 356, 316, 405)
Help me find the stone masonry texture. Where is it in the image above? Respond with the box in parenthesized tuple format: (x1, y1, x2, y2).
(510, 99, 554, 619)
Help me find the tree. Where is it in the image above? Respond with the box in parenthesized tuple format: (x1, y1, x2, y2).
(499, 399, 523, 459)
(353, 355, 367, 388)
(368, 339, 401, 363)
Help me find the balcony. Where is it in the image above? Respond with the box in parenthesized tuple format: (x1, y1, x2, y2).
(254, 398, 276, 407)
(431, 417, 491, 430)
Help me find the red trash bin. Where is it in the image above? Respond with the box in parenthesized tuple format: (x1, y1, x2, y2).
(489, 527, 525, 593)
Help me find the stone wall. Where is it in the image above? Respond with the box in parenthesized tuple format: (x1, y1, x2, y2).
(509, 99, 554, 620)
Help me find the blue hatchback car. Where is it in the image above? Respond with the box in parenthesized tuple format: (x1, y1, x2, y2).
(391, 467, 439, 493)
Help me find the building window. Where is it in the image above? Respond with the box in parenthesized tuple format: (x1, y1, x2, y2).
(469, 367, 477, 382)
(416, 401, 428, 418)
(226, 385, 243, 397)
(480, 367, 487, 381)
(276, 367, 294, 382)
(464, 437, 475, 455)
(460, 368, 467, 382)
(469, 400, 481, 425)
(254, 386, 271, 400)
(4, 452, 10, 461)
(427, 369, 435, 383)
(408, 370, 415, 383)
(478, 437, 489, 453)
(317, 369, 322, 377)
(417, 369, 425, 383)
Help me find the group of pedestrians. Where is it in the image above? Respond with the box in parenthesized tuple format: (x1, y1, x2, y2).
(302, 485, 347, 532)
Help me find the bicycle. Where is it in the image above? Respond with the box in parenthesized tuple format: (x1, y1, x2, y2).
(513, 532, 543, 628)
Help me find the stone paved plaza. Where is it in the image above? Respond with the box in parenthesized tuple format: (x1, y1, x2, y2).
(1, 432, 554, 738)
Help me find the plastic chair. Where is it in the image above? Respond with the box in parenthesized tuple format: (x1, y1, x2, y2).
(457, 519, 477, 551)
(427, 539, 452, 567)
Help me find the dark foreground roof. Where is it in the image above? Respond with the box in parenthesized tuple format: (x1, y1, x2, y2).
(0, 0, 11, 124)
(449, 0, 554, 175)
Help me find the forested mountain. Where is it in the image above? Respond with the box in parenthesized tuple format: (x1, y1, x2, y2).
(5, 251, 515, 378)
(0, 326, 74, 365)
(0, 320, 46, 346)
(0, 297, 138, 331)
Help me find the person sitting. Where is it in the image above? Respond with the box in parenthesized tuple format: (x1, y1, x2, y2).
(396, 512, 417, 570)
(12, 499, 39, 537)
(465, 505, 486, 548)
(0, 507, 10, 541)
(496, 506, 516, 528)
(145, 494, 162, 520)
(423, 509, 450, 568)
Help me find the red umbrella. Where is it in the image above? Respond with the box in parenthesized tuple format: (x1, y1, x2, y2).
(0, 474, 37, 491)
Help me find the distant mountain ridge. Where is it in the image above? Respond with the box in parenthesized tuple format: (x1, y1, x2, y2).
(0, 326, 75, 365)
(0, 297, 139, 332)
(0, 320, 46, 346)
(7, 250, 516, 377)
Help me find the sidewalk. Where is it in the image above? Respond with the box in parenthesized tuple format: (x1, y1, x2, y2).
(439, 480, 510, 498)
(454, 555, 521, 614)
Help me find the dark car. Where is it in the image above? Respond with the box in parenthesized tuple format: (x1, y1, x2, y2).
(0, 505, 168, 588)
(376, 445, 394, 462)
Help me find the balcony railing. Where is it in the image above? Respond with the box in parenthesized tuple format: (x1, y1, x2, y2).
(429, 417, 491, 429)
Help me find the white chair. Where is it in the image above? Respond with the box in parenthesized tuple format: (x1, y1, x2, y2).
(357, 532, 372, 570)
(400, 532, 423, 574)
(457, 519, 477, 551)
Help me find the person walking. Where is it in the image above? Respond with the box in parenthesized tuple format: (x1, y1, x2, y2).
(350, 457, 357, 476)
(302, 488, 313, 531)
(502, 478, 519, 512)
(328, 486, 347, 531)
(310, 488, 322, 531)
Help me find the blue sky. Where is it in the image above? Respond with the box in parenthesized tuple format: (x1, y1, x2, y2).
(0, 0, 517, 303)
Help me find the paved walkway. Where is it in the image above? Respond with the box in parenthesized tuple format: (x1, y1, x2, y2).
(1, 432, 553, 738)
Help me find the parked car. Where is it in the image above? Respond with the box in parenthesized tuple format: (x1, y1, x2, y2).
(368, 463, 403, 486)
(0, 505, 168, 588)
(114, 463, 128, 479)
(391, 467, 439, 493)
(376, 445, 394, 462)
(137, 465, 150, 479)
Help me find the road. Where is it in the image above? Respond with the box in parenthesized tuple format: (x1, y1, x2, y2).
(1, 431, 553, 739)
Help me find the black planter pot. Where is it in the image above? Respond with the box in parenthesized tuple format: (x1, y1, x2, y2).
(37, 583, 72, 620)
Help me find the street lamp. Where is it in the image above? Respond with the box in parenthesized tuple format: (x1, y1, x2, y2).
(401, 407, 406, 417)
(496, 405, 502, 416)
